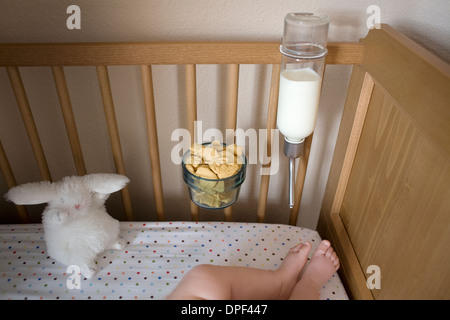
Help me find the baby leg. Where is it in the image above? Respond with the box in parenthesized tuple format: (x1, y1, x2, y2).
(167, 242, 311, 300)
(167, 264, 234, 300)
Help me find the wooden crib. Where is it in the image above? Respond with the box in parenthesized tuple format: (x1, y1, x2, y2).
(0, 24, 449, 300)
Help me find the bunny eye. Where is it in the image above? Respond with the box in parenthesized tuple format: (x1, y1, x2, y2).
(75, 204, 80, 210)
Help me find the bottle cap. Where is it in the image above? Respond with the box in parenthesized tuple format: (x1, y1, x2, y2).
(280, 13, 329, 59)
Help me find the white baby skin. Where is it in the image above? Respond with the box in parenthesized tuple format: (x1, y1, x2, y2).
(167, 240, 339, 300)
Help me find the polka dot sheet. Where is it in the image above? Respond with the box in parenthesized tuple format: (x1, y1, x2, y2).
(0, 221, 348, 300)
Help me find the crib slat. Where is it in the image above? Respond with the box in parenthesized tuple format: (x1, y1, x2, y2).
(223, 64, 240, 222)
(52, 66, 87, 176)
(289, 135, 313, 225)
(257, 64, 280, 223)
(0, 140, 31, 223)
(141, 65, 165, 221)
(96, 66, 134, 221)
(6, 66, 52, 182)
(185, 64, 200, 221)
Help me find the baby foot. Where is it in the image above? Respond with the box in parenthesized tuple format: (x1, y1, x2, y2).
(301, 240, 340, 290)
(276, 242, 312, 299)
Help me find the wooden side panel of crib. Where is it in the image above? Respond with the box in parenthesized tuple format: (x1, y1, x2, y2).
(319, 25, 450, 300)
(318, 65, 375, 300)
(342, 84, 450, 300)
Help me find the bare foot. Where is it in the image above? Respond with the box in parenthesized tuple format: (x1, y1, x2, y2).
(289, 240, 340, 300)
(275, 242, 312, 299)
(305, 240, 339, 287)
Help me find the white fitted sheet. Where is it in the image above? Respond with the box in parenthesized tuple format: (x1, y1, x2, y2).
(0, 221, 348, 300)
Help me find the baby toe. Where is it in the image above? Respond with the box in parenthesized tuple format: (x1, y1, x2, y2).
(325, 247, 334, 258)
(316, 240, 331, 255)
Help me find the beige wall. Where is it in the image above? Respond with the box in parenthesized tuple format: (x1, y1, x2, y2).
(1, 0, 449, 228)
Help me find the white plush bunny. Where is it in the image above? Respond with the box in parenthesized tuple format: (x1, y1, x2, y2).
(5, 173, 129, 278)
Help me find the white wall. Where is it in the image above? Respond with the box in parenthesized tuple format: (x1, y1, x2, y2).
(1, 0, 449, 228)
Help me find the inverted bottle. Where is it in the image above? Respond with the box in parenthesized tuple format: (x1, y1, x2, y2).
(276, 13, 329, 209)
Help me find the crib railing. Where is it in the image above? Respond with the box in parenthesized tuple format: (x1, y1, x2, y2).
(0, 41, 364, 224)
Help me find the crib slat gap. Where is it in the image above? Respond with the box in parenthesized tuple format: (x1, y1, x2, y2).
(6, 66, 52, 182)
(51, 66, 87, 176)
(225, 64, 239, 141)
(289, 135, 313, 226)
(141, 65, 165, 221)
(185, 64, 198, 142)
(185, 64, 200, 221)
(96, 65, 134, 221)
(257, 64, 280, 223)
(0, 140, 31, 223)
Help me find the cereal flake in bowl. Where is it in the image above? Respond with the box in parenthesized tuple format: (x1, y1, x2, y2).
(182, 141, 247, 209)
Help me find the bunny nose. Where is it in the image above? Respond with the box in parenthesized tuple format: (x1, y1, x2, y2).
(75, 204, 80, 209)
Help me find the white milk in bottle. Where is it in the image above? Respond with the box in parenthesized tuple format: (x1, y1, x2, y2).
(277, 67, 322, 142)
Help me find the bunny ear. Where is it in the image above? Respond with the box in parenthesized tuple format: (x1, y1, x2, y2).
(84, 173, 129, 195)
(5, 181, 57, 205)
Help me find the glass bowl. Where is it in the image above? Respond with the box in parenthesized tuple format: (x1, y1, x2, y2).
(182, 143, 247, 210)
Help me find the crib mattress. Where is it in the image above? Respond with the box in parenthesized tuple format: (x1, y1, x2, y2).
(0, 221, 348, 300)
